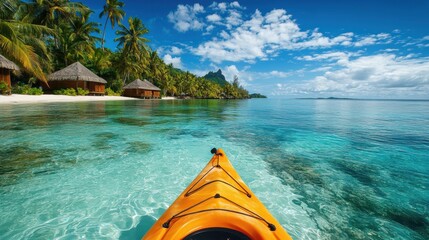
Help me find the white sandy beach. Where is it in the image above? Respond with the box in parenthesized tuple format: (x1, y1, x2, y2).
(0, 94, 178, 104)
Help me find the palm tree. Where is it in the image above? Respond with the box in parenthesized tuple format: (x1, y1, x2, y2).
(0, 0, 53, 82)
(145, 51, 161, 83)
(114, 17, 150, 84)
(114, 52, 140, 85)
(99, 0, 125, 50)
(115, 17, 149, 58)
(55, 11, 100, 66)
(157, 64, 171, 96)
(24, 0, 87, 28)
(90, 48, 112, 75)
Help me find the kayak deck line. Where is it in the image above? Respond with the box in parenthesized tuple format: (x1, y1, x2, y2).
(184, 150, 251, 198)
(142, 148, 293, 240)
(162, 193, 277, 231)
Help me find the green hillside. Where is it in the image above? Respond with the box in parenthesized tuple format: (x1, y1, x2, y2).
(203, 69, 229, 86)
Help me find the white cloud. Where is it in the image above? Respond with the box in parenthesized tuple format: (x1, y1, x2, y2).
(224, 65, 240, 82)
(170, 46, 183, 55)
(293, 31, 357, 49)
(403, 35, 429, 48)
(310, 66, 332, 72)
(297, 51, 360, 66)
(383, 48, 398, 52)
(267, 70, 290, 78)
(230, 1, 241, 8)
(193, 9, 302, 63)
(206, 13, 222, 22)
(210, 2, 228, 12)
(298, 51, 349, 61)
(354, 33, 391, 47)
(168, 4, 205, 32)
(225, 10, 243, 29)
(222, 65, 290, 86)
(190, 6, 394, 63)
(205, 1, 245, 30)
(274, 54, 429, 98)
(204, 25, 215, 35)
(158, 46, 184, 56)
(192, 9, 389, 63)
(163, 54, 183, 68)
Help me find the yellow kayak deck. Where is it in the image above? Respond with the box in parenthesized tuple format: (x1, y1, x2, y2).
(143, 148, 292, 240)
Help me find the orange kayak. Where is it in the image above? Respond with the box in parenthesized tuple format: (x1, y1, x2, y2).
(142, 148, 292, 240)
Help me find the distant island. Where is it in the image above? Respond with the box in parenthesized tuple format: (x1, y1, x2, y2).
(297, 97, 354, 100)
(249, 93, 267, 98)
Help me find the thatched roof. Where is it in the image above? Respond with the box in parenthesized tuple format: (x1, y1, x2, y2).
(0, 54, 19, 70)
(123, 79, 161, 91)
(48, 62, 107, 83)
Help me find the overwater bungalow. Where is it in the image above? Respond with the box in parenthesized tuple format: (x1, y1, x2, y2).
(46, 62, 107, 95)
(123, 79, 161, 99)
(0, 54, 19, 94)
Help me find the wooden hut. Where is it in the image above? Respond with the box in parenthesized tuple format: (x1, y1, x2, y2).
(123, 79, 161, 99)
(47, 62, 107, 95)
(0, 54, 19, 94)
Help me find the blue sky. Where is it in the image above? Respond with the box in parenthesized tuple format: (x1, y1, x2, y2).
(82, 0, 429, 98)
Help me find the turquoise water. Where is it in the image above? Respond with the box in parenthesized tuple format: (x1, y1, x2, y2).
(0, 99, 428, 239)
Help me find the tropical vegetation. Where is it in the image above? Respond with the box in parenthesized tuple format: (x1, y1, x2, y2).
(0, 0, 249, 98)
(53, 88, 88, 96)
(12, 82, 43, 95)
(0, 81, 10, 94)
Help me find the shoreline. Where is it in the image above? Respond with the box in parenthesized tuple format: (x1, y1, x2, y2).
(0, 94, 177, 104)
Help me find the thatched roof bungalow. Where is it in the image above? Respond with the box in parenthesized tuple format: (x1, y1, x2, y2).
(123, 79, 161, 99)
(47, 62, 107, 95)
(0, 54, 19, 94)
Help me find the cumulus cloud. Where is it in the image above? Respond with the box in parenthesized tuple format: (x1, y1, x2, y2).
(168, 2, 246, 33)
(168, 3, 205, 32)
(158, 46, 184, 56)
(163, 54, 183, 68)
(206, 13, 222, 22)
(210, 2, 227, 11)
(192, 9, 386, 63)
(224, 65, 240, 82)
(225, 9, 243, 29)
(170, 46, 183, 55)
(190, 7, 393, 63)
(193, 9, 299, 62)
(275, 54, 429, 98)
(230, 1, 241, 8)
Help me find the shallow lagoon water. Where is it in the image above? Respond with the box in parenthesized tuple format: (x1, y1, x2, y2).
(0, 99, 428, 239)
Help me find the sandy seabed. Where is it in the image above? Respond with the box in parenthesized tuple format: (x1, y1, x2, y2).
(0, 94, 176, 104)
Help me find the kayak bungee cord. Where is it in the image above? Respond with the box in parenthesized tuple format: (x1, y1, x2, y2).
(162, 148, 276, 232)
(162, 194, 277, 231)
(185, 148, 251, 198)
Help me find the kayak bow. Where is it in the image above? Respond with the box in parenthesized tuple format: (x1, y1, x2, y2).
(143, 148, 292, 240)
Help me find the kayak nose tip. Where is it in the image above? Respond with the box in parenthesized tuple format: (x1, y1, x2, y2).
(268, 223, 276, 231)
